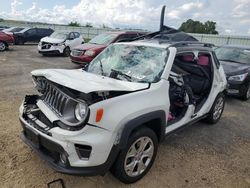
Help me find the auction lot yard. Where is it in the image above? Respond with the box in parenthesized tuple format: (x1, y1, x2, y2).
(0, 45, 250, 188)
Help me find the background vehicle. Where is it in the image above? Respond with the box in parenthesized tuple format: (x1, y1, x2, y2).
(38, 31, 84, 56)
(0, 32, 15, 51)
(215, 45, 250, 100)
(14, 27, 54, 44)
(0, 26, 9, 31)
(70, 31, 147, 65)
(2, 27, 25, 33)
(19, 6, 227, 184)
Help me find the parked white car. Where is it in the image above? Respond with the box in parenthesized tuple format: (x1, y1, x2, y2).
(38, 31, 84, 56)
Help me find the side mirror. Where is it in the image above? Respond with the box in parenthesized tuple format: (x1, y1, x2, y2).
(82, 63, 89, 71)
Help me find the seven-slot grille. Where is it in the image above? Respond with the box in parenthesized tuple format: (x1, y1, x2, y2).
(42, 81, 68, 116)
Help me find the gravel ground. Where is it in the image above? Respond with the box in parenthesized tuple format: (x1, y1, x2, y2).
(0, 45, 250, 188)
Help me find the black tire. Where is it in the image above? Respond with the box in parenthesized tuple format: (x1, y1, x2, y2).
(0, 41, 7, 51)
(111, 128, 158, 184)
(240, 84, 250, 101)
(205, 92, 225, 124)
(63, 47, 70, 57)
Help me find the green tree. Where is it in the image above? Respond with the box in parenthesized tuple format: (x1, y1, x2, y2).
(68, 21, 80, 27)
(179, 19, 218, 34)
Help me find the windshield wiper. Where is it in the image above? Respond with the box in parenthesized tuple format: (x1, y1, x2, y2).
(99, 60, 104, 76)
(110, 69, 132, 81)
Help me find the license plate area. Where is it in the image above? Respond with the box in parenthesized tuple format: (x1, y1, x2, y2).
(24, 126, 40, 148)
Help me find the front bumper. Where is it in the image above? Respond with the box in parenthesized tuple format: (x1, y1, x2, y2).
(70, 55, 93, 64)
(19, 95, 118, 176)
(38, 44, 64, 54)
(226, 80, 248, 97)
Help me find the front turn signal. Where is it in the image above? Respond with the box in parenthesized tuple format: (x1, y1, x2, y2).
(96, 108, 104, 122)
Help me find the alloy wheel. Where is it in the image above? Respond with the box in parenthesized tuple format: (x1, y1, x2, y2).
(124, 136, 154, 177)
(246, 86, 250, 99)
(0, 42, 6, 51)
(213, 97, 224, 120)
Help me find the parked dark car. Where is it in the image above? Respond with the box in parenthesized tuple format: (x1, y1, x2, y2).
(0, 31, 15, 51)
(3, 27, 25, 33)
(215, 45, 250, 100)
(70, 31, 147, 65)
(14, 28, 54, 44)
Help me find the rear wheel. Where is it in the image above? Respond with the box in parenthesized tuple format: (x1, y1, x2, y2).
(63, 46, 70, 57)
(111, 128, 158, 184)
(205, 93, 225, 124)
(0, 41, 6, 51)
(240, 84, 250, 101)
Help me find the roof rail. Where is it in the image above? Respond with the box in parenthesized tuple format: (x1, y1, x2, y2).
(169, 41, 215, 48)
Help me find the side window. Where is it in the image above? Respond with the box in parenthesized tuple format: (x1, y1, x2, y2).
(74, 32, 80, 38)
(37, 29, 46, 35)
(69, 32, 75, 39)
(26, 28, 36, 35)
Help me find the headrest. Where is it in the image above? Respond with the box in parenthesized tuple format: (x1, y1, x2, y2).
(198, 56, 209, 66)
(182, 55, 194, 62)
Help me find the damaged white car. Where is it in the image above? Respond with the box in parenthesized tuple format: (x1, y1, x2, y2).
(19, 7, 227, 184)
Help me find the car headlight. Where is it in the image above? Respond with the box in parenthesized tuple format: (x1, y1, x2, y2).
(228, 72, 248, 82)
(84, 50, 95, 57)
(75, 102, 88, 121)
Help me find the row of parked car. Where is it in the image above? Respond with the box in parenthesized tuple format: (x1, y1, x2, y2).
(15, 5, 250, 184)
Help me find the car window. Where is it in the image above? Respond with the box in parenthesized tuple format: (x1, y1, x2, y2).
(74, 32, 80, 38)
(215, 47, 250, 65)
(69, 32, 75, 39)
(26, 28, 36, 35)
(89, 33, 119, 45)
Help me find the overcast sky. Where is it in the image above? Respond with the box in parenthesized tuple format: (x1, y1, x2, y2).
(0, 0, 250, 35)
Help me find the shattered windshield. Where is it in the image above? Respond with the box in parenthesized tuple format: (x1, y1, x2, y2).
(87, 44, 168, 83)
(215, 47, 250, 64)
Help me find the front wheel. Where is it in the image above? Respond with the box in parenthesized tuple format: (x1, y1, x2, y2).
(111, 128, 158, 184)
(0, 41, 6, 51)
(63, 46, 70, 57)
(205, 93, 225, 124)
(240, 84, 250, 101)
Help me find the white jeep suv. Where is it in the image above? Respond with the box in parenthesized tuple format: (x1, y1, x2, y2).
(19, 6, 227, 184)
(19, 39, 227, 183)
(38, 31, 84, 56)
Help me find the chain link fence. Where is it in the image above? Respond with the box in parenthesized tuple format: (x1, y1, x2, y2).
(1, 21, 250, 46)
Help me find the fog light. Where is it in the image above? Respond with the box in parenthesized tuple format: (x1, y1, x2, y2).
(60, 153, 67, 164)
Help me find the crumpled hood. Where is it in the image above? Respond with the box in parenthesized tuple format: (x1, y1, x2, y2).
(74, 43, 106, 51)
(31, 69, 149, 93)
(221, 61, 250, 75)
(40, 36, 65, 44)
